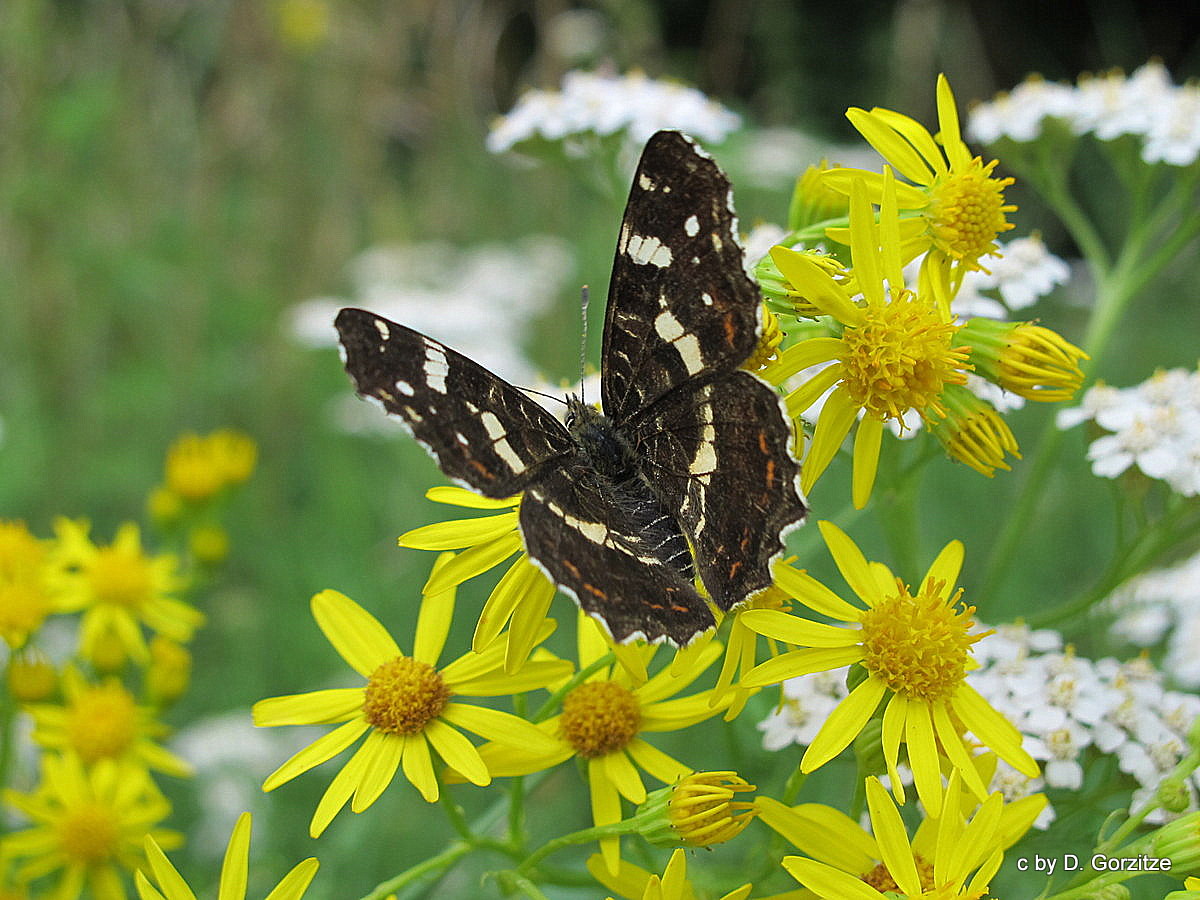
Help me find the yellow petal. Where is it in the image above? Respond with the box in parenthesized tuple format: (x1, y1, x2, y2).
(774, 564, 864, 623)
(802, 677, 887, 771)
(398, 511, 519, 550)
(425, 485, 518, 509)
(350, 730, 403, 813)
(135, 873, 170, 900)
(737, 609, 858, 648)
(425, 719, 489, 786)
(309, 744, 368, 836)
(600, 749, 646, 803)
(141, 834, 195, 900)
(413, 553, 457, 666)
(771, 247, 864, 325)
(801, 388, 858, 493)
(878, 168, 906, 292)
(441, 703, 559, 753)
(589, 759, 624, 875)
(741, 647, 864, 688)
(422, 532, 523, 595)
(846, 107, 935, 186)
(217, 812, 251, 900)
(851, 414, 884, 510)
(782, 856, 886, 900)
(264, 858, 321, 900)
(586, 854, 653, 900)
(473, 555, 534, 652)
(755, 796, 877, 872)
(869, 106, 948, 179)
(311, 590, 400, 677)
(822, 167, 929, 209)
(401, 732, 439, 802)
(262, 718, 370, 791)
(923, 540, 965, 597)
(865, 778, 921, 896)
(848, 179, 884, 307)
(625, 739, 691, 785)
(817, 521, 885, 607)
(904, 703, 943, 817)
(253, 688, 364, 727)
(785, 361, 844, 421)
(935, 73, 971, 171)
(503, 564, 558, 673)
(764, 338, 844, 386)
(952, 683, 1039, 776)
(881, 695, 908, 805)
(931, 702, 989, 801)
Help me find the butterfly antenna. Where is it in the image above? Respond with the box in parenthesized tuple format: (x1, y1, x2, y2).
(578, 285, 590, 403)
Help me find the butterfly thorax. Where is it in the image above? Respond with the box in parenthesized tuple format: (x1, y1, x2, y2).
(565, 396, 638, 481)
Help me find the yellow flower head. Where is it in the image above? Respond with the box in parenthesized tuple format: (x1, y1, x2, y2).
(253, 567, 570, 837)
(959, 317, 1089, 402)
(464, 613, 729, 874)
(825, 74, 1017, 309)
(399, 486, 556, 673)
(771, 774, 1033, 900)
(2, 754, 179, 900)
(643, 771, 757, 848)
(136, 812, 319, 900)
(0, 520, 61, 649)
(6, 650, 58, 702)
(26, 667, 193, 777)
(162, 429, 257, 506)
(769, 170, 974, 508)
(47, 519, 202, 665)
(145, 636, 192, 708)
(587, 847, 753, 900)
(740, 522, 1038, 817)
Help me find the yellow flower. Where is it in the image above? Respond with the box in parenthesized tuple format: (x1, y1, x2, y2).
(48, 519, 202, 665)
(26, 667, 193, 777)
(135, 811, 319, 900)
(824, 74, 1016, 311)
(958, 317, 1088, 402)
(6, 650, 58, 702)
(161, 429, 257, 506)
(740, 522, 1038, 816)
(399, 486, 556, 673)
(710, 584, 793, 721)
(926, 384, 1021, 477)
(2, 754, 179, 900)
(767, 171, 979, 508)
(0, 520, 62, 649)
(773, 774, 1023, 899)
(637, 771, 757, 848)
(253, 566, 569, 837)
(145, 636, 192, 708)
(465, 612, 729, 873)
(587, 847, 752, 900)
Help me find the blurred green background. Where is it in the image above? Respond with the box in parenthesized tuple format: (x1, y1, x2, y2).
(2, 0, 1198, 895)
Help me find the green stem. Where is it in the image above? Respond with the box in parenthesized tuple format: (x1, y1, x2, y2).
(357, 842, 473, 900)
(516, 817, 648, 877)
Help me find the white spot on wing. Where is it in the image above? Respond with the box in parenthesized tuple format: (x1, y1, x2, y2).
(625, 233, 673, 268)
(675, 333, 704, 375)
(373, 319, 390, 340)
(423, 341, 449, 394)
(480, 411, 505, 440)
(395, 379, 415, 397)
(654, 309, 685, 342)
(684, 215, 699, 236)
(701, 292, 713, 305)
(638, 173, 656, 191)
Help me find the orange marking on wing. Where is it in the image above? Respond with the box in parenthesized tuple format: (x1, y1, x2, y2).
(583, 583, 607, 600)
(468, 459, 492, 478)
(765, 458, 776, 487)
(670, 603, 691, 613)
(563, 559, 581, 578)
(758, 431, 770, 455)
(728, 560, 743, 581)
(724, 316, 737, 346)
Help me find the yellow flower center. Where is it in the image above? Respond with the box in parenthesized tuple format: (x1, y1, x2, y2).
(88, 547, 153, 609)
(839, 292, 969, 422)
(559, 680, 641, 758)
(859, 579, 978, 703)
(67, 683, 138, 763)
(862, 851, 935, 893)
(362, 657, 451, 735)
(56, 801, 119, 864)
(0, 581, 52, 646)
(743, 306, 783, 372)
(927, 158, 1015, 267)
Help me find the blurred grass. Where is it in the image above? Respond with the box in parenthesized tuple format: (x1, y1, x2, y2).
(1, 0, 1197, 894)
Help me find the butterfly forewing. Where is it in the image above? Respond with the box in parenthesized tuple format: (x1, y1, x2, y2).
(600, 130, 760, 425)
(334, 309, 573, 498)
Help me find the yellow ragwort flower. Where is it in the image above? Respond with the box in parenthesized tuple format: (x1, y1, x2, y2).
(773, 774, 1028, 900)
(587, 847, 752, 900)
(253, 566, 569, 837)
(464, 612, 729, 873)
(26, 667, 193, 777)
(47, 518, 202, 665)
(161, 429, 257, 506)
(824, 74, 1016, 312)
(136, 812, 319, 900)
(739, 522, 1038, 816)
(2, 754, 180, 900)
(767, 170, 977, 508)
(0, 520, 63, 649)
(399, 486, 556, 673)
(637, 771, 757, 848)
(958, 317, 1088, 402)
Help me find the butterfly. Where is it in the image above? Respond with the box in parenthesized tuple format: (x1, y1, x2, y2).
(335, 130, 806, 645)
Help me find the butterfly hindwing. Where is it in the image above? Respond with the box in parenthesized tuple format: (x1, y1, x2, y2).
(600, 130, 760, 425)
(334, 308, 573, 499)
(633, 370, 805, 610)
(519, 466, 715, 644)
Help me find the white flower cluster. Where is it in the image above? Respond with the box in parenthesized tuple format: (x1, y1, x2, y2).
(756, 666, 850, 752)
(1105, 550, 1200, 689)
(967, 61, 1200, 167)
(969, 624, 1200, 825)
(1057, 365, 1200, 496)
(952, 234, 1072, 317)
(487, 70, 741, 155)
